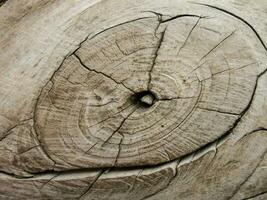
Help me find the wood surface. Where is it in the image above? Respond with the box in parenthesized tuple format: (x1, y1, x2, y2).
(0, 0, 267, 199)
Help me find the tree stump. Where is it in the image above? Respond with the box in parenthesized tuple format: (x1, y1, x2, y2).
(0, 0, 267, 199)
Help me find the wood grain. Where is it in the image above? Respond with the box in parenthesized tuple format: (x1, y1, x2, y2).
(0, 0, 266, 199)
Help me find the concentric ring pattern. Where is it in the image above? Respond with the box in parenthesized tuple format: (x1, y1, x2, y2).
(36, 14, 259, 169)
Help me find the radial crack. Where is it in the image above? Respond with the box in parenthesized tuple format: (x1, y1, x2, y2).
(78, 170, 105, 200)
(73, 53, 135, 93)
(0, 117, 33, 141)
(129, 169, 143, 193)
(192, 2, 267, 52)
(242, 191, 267, 200)
(39, 173, 59, 190)
(85, 103, 134, 129)
(113, 135, 124, 167)
(148, 27, 167, 90)
(199, 31, 236, 61)
(186, 61, 259, 84)
(229, 148, 267, 200)
(177, 16, 201, 56)
(102, 106, 138, 146)
(85, 142, 98, 154)
(197, 107, 240, 116)
(18, 145, 40, 155)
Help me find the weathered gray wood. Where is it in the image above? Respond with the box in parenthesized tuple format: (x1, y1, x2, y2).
(0, 0, 266, 199)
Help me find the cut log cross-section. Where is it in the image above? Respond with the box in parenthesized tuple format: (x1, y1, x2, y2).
(0, 0, 267, 200)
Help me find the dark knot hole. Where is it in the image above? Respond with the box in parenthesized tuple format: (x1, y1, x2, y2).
(130, 91, 155, 108)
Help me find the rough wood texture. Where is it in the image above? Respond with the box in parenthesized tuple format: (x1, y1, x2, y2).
(0, 0, 267, 199)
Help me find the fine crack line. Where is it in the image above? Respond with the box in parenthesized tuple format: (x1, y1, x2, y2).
(185, 61, 259, 84)
(202, 61, 258, 81)
(197, 107, 240, 116)
(242, 191, 267, 200)
(113, 135, 124, 167)
(177, 16, 201, 56)
(192, 2, 267, 52)
(85, 103, 134, 129)
(18, 145, 40, 155)
(129, 169, 144, 193)
(84, 17, 154, 42)
(73, 53, 135, 93)
(85, 142, 98, 154)
(0, 117, 33, 142)
(115, 40, 127, 56)
(186, 60, 207, 77)
(115, 40, 155, 56)
(158, 96, 199, 100)
(148, 27, 167, 90)
(199, 30, 236, 61)
(164, 81, 203, 134)
(78, 170, 105, 200)
(39, 173, 59, 190)
(102, 106, 139, 146)
(72, 17, 155, 55)
(228, 148, 267, 200)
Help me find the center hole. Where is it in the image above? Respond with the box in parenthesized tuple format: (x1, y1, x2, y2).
(131, 91, 156, 108)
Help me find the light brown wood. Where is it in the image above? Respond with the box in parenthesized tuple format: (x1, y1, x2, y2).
(0, 0, 267, 199)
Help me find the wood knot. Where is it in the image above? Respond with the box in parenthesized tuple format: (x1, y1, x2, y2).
(34, 15, 260, 169)
(131, 91, 155, 107)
